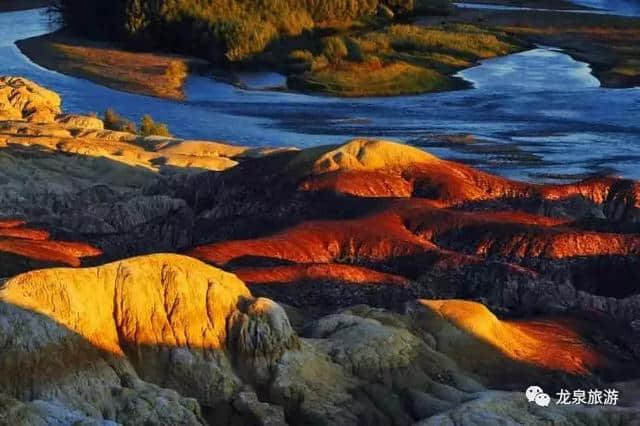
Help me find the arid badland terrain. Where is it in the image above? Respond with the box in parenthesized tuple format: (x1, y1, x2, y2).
(0, 75, 640, 424)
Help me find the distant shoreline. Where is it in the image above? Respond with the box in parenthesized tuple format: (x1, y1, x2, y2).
(0, 0, 49, 12)
(417, 7, 640, 89)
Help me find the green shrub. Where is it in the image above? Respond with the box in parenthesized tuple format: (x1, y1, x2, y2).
(345, 38, 365, 62)
(223, 19, 279, 61)
(103, 108, 136, 134)
(322, 36, 348, 63)
(138, 114, 171, 137)
(289, 49, 314, 63)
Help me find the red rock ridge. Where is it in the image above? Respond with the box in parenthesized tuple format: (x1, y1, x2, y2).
(0, 220, 101, 267)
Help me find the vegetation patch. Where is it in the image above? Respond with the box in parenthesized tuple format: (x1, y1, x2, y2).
(104, 108, 172, 137)
(289, 60, 452, 96)
(50, 0, 453, 61)
(43, 1, 524, 97)
(286, 24, 520, 95)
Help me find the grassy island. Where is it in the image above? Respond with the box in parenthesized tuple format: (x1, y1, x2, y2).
(17, 0, 523, 97)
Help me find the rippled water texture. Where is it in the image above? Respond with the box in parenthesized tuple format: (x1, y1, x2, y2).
(1, 8, 639, 182)
(572, 0, 640, 16)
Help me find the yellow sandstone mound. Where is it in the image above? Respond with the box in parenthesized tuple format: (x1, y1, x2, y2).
(149, 139, 250, 158)
(287, 138, 440, 176)
(411, 299, 602, 378)
(1, 253, 251, 355)
(0, 76, 287, 183)
(0, 76, 61, 123)
(0, 254, 297, 424)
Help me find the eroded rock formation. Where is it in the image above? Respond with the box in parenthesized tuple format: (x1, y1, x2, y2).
(183, 139, 640, 322)
(1, 77, 640, 425)
(0, 76, 61, 122)
(1, 255, 638, 425)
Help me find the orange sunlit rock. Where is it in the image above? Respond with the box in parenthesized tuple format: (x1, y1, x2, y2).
(298, 160, 527, 204)
(415, 299, 602, 375)
(293, 140, 640, 211)
(396, 200, 640, 259)
(0, 254, 250, 354)
(0, 219, 26, 228)
(189, 210, 435, 266)
(0, 239, 102, 267)
(191, 189, 640, 280)
(299, 170, 414, 198)
(0, 219, 102, 267)
(0, 227, 49, 240)
(459, 228, 640, 259)
(235, 264, 410, 286)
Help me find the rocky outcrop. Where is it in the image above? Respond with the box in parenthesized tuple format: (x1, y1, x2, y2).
(408, 299, 602, 379)
(235, 264, 412, 309)
(0, 77, 290, 274)
(55, 113, 104, 130)
(3, 95, 638, 322)
(184, 139, 640, 323)
(0, 76, 61, 122)
(1, 254, 639, 425)
(0, 254, 250, 424)
(286, 139, 439, 176)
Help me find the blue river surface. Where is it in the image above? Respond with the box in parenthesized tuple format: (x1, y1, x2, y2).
(0, 7, 639, 182)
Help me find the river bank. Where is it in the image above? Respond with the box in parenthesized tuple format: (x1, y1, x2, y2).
(14, 6, 524, 98)
(12, 2, 640, 101)
(16, 30, 198, 100)
(419, 6, 640, 88)
(3, 8, 640, 182)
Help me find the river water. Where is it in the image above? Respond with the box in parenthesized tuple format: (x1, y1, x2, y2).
(0, 7, 639, 182)
(456, 1, 640, 15)
(571, 0, 640, 15)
